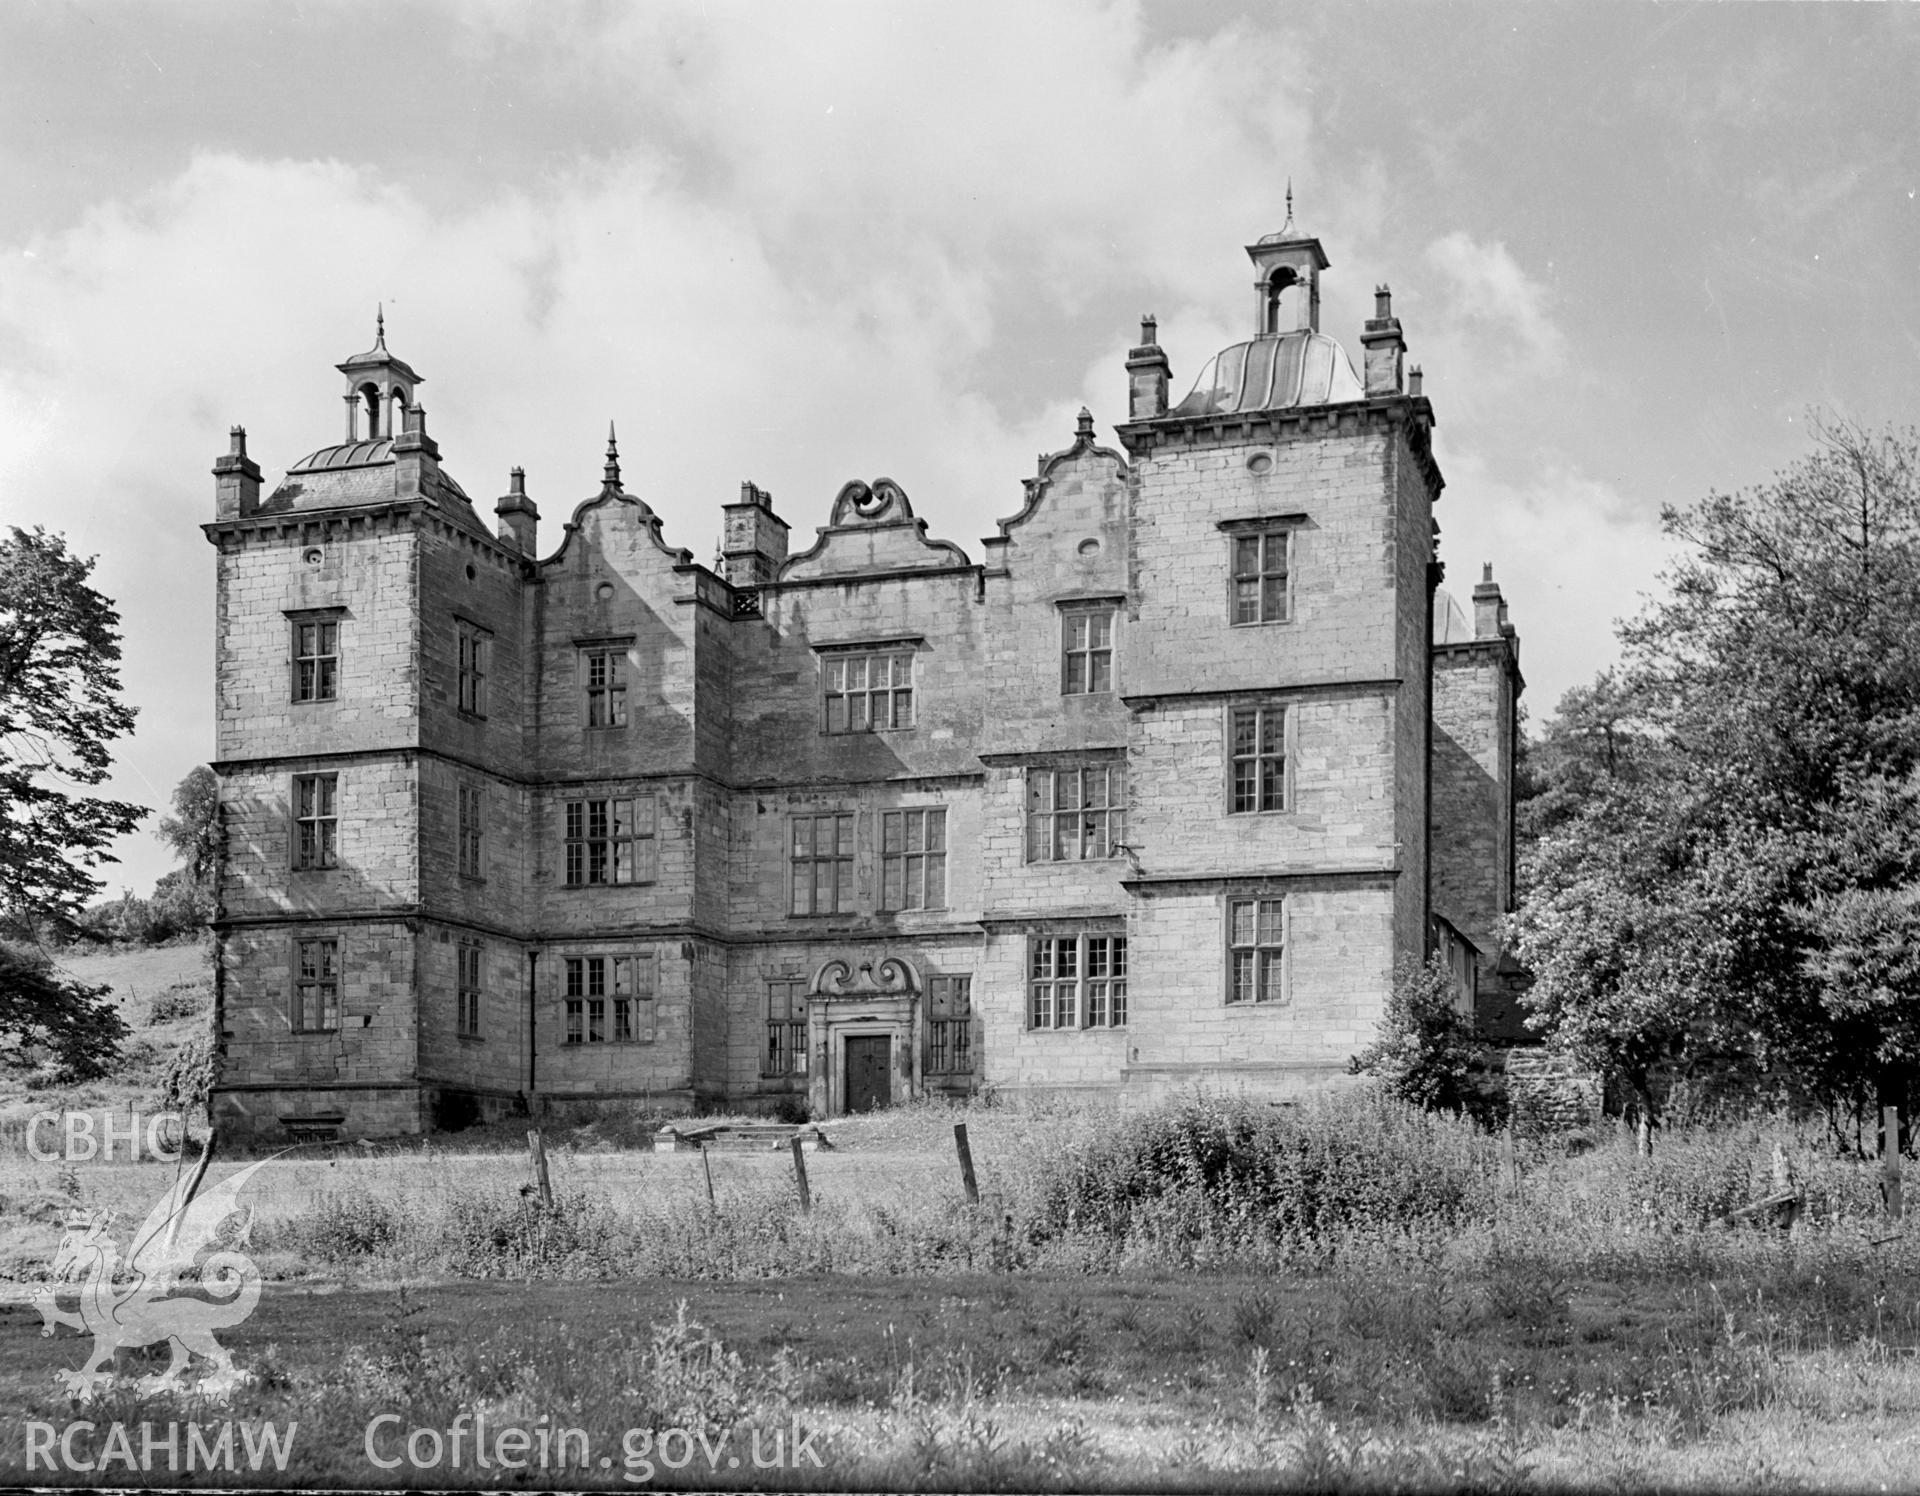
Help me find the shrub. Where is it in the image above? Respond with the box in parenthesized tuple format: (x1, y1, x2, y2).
(1350, 955, 1505, 1125)
(1032, 1091, 1493, 1252)
(155, 1032, 215, 1118)
(145, 981, 205, 1025)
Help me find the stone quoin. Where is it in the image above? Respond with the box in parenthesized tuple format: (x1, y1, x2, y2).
(202, 224, 1523, 1140)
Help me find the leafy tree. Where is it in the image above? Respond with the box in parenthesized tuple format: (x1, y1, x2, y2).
(156, 764, 218, 893)
(1350, 955, 1502, 1124)
(0, 527, 148, 931)
(1509, 422, 1920, 1128)
(0, 940, 128, 1080)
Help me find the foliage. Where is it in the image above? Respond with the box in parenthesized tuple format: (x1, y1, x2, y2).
(75, 882, 207, 945)
(156, 764, 219, 889)
(1349, 955, 1502, 1123)
(0, 939, 128, 1080)
(0, 527, 148, 931)
(1031, 1091, 1491, 1249)
(155, 1031, 216, 1118)
(1510, 422, 1920, 1119)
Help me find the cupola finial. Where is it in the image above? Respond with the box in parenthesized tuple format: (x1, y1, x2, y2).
(1282, 178, 1294, 236)
(604, 421, 621, 489)
(375, 304, 386, 350)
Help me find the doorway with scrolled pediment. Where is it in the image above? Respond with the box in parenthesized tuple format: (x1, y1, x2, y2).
(806, 953, 921, 1118)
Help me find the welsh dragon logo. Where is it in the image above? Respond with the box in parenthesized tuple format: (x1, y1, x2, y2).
(32, 1139, 281, 1398)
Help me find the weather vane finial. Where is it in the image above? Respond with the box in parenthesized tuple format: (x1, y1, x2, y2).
(1282, 178, 1294, 236)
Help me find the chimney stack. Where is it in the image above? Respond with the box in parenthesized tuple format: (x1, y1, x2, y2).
(495, 467, 539, 554)
(1125, 313, 1170, 421)
(213, 426, 262, 519)
(1360, 283, 1407, 398)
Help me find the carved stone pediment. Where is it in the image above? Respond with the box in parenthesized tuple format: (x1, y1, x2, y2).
(808, 955, 921, 1000)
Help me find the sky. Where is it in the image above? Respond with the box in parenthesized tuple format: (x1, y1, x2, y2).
(1, 0, 1916, 899)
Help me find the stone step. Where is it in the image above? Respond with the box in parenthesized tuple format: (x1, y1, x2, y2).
(654, 1122, 830, 1153)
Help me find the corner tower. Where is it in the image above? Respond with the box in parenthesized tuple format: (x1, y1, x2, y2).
(1111, 214, 1443, 1099)
(202, 324, 532, 1142)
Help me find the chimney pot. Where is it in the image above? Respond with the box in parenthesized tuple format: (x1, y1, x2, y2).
(1409, 365, 1424, 397)
(1140, 314, 1158, 347)
(1374, 285, 1392, 319)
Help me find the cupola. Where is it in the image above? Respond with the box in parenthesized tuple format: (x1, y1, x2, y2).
(335, 307, 423, 442)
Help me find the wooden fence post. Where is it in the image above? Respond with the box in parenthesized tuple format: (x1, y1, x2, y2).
(954, 1122, 980, 1206)
(790, 1135, 812, 1215)
(701, 1146, 716, 1211)
(1884, 1106, 1903, 1221)
(527, 1128, 553, 1209)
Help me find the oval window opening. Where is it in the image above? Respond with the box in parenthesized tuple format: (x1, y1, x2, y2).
(1076, 537, 1101, 556)
(1247, 453, 1274, 475)
(302, 547, 324, 567)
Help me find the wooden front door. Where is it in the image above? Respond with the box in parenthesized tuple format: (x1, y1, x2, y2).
(844, 1035, 892, 1113)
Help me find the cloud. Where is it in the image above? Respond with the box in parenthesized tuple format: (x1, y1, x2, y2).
(1419, 231, 1566, 407)
(1433, 446, 1675, 718)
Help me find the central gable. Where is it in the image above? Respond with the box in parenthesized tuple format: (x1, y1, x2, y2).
(780, 479, 972, 580)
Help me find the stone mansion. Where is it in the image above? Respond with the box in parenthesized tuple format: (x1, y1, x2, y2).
(203, 222, 1522, 1139)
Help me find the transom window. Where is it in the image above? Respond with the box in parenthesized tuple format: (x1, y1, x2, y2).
(563, 953, 656, 1044)
(1062, 609, 1114, 695)
(764, 980, 808, 1077)
(824, 651, 914, 733)
(581, 646, 628, 728)
(292, 619, 338, 702)
(458, 783, 485, 879)
(1230, 706, 1288, 813)
(457, 941, 482, 1037)
(880, 808, 946, 911)
(1028, 935, 1127, 1030)
(927, 974, 973, 1074)
(294, 774, 338, 870)
(293, 937, 339, 1033)
(1026, 764, 1126, 862)
(790, 813, 855, 916)
(1231, 529, 1291, 625)
(1227, 898, 1286, 1004)
(564, 796, 657, 886)
(457, 621, 490, 717)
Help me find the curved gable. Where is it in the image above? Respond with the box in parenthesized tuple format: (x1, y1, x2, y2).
(780, 478, 972, 580)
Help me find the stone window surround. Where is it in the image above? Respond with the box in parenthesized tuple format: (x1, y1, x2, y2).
(1026, 931, 1128, 1030)
(1220, 890, 1293, 1007)
(813, 635, 923, 735)
(457, 781, 485, 881)
(925, 973, 974, 1074)
(763, 978, 807, 1078)
(291, 771, 339, 872)
(454, 614, 491, 719)
(1056, 595, 1123, 696)
(287, 606, 345, 704)
(1224, 698, 1297, 815)
(562, 793, 658, 887)
(291, 934, 340, 1034)
(879, 806, 947, 912)
(789, 810, 856, 917)
(574, 634, 635, 730)
(560, 949, 658, 1045)
(1025, 759, 1127, 863)
(456, 938, 483, 1040)
(1217, 513, 1309, 627)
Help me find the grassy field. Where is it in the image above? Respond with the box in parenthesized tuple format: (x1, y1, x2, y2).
(7, 1092, 1920, 1489)
(7, 944, 1920, 1489)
